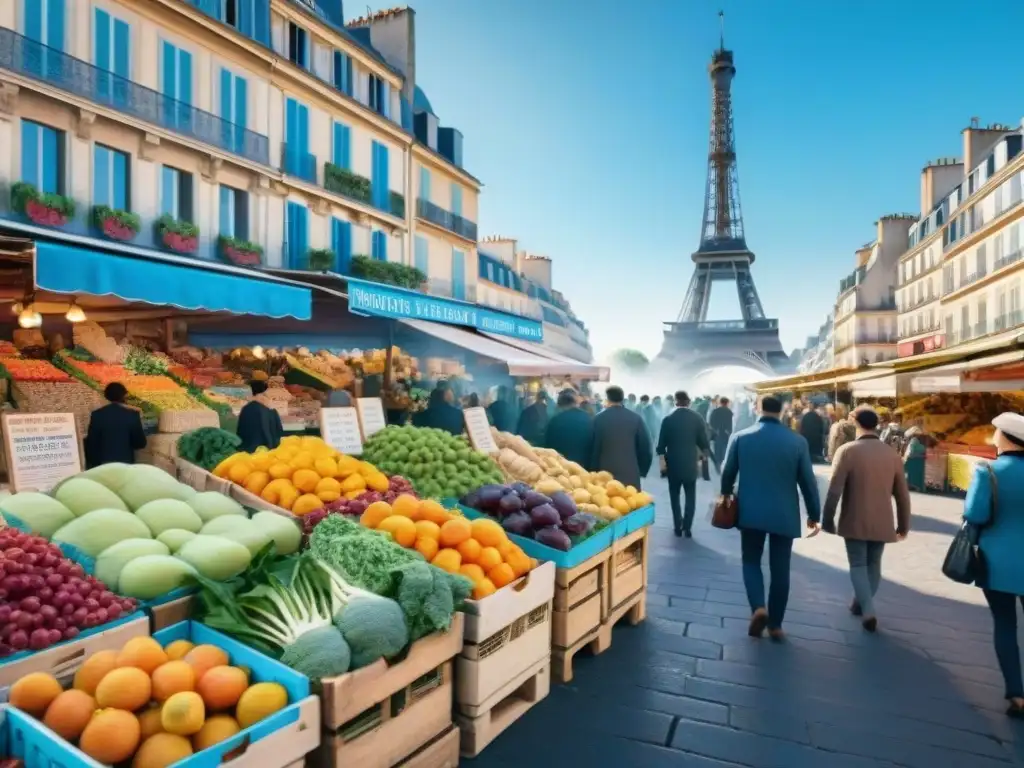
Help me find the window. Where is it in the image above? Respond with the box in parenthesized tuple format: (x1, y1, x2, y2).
(218, 185, 248, 240)
(370, 141, 389, 211)
(93, 145, 130, 210)
(219, 68, 247, 153)
(451, 248, 465, 300)
(976, 244, 987, 276)
(284, 98, 313, 182)
(371, 230, 387, 261)
(285, 201, 308, 269)
(332, 51, 352, 95)
(450, 184, 462, 217)
(414, 236, 428, 275)
(160, 41, 192, 129)
(487, 262, 494, 282)
(331, 217, 352, 274)
(21, 120, 65, 194)
(160, 166, 193, 221)
(987, 154, 996, 178)
(23, 0, 65, 50)
(368, 75, 388, 115)
(288, 23, 308, 69)
(1013, 223, 1021, 255)
(419, 167, 431, 201)
(331, 121, 350, 170)
(93, 9, 129, 105)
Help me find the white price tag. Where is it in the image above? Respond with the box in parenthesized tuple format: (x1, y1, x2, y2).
(320, 407, 363, 455)
(2, 412, 82, 492)
(463, 406, 498, 453)
(355, 397, 387, 439)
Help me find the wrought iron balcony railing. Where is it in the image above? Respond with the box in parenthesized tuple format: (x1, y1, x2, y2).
(281, 144, 318, 185)
(416, 198, 478, 241)
(0, 29, 270, 166)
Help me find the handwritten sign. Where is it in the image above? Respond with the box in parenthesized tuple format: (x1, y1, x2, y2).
(463, 407, 497, 453)
(320, 407, 363, 455)
(2, 413, 81, 492)
(356, 398, 387, 440)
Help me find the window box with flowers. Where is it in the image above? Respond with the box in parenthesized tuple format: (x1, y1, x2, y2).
(217, 235, 263, 267)
(12, 182, 76, 228)
(93, 205, 141, 242)
(324, 163, 371, 203)
(157, 215, 199, 254)
(350, 254, 426, 290)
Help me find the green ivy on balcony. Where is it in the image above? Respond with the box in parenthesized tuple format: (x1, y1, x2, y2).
(324, 163, 371, 203)
(390, 191, 405, 219)
(350, 254, 426, 290)
(308, 248, 336, 271)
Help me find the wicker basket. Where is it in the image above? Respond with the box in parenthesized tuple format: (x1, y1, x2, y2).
(175, 458, 233, 495)
(147, 432, 183, 459)
(158, 409, 220, 433)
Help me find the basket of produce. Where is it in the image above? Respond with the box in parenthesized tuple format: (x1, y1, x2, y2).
(158, 408, 221, 434)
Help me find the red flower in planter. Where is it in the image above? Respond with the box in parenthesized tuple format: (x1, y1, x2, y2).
(224, 246, 261, 267)
(25, 199, 66, 227)
(101, 217, 136, 241)
(162, 231, 198, 254)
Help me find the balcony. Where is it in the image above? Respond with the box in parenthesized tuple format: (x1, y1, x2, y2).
(416, 198, 478, 241)
(0, 29, 270, 165)
(994, 249, 1024, 272)
(670, 318, 779, 332)
(281, 145, 317, 185)
(994, 312, 1024, 332)
(899, 321, 941, 338)
(944, 270, 987, 296)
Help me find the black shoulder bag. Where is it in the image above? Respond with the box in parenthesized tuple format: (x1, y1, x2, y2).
(942, 465, 998, 585)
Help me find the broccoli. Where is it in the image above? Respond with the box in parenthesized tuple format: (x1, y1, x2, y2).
(280, 625, 351, 680)
(334, 594, 409, 669)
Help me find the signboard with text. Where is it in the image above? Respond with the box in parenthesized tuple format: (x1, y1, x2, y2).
(347, 278, 544, 341)
(463, 407, 498, 453)
(355, 398, 388, 440)
(319, 407, 364, 455)
(2, 413, 82, 492)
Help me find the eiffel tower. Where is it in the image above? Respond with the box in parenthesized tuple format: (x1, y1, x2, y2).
(657, 15, 791, 377)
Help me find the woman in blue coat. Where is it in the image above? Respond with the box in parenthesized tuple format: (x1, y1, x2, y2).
(963, 412, 1024, 717)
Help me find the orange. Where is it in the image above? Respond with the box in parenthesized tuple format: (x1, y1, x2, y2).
(133, 732, 193, 767)
(477, 546, 502, 572)
(415, 537, 440, 561)
(138, 706, 165, 739)
(164, 640, 194, 662)
(196, 666, 249, 711)
(292, 493, 325, 516)
(161, 691, 205, 736)
(417, 499, 448, 525)
(73, 649, 118, 695)
(488, 562, 516, 589)
(242, 470, 271, 496)
(315, 476, 342, 502)
(10, 672, 63, 716)
(365, 472, 390, 492)
(43, 689, 96, 741)
(314, 456, 339, 478)
(378, 515, 417, 547)
(497, 540, 519, 560)
(227, 461, 253, 484)
(96, 666, 152, 711)
(151, 660, 196, 702)
(431, 548, 462, 574)
(456, 537, 482, 564)
(505, 549, 533, 578)
(459, 564, 485, 583)
(184, 645, 230, 682)
(335, 455, 360, 477)
(79, 708, 140, 764)
(414, 520, 441, 541)
(439, 517, 472, 548)
(267, 462, 294, 480)
(360, 501, 394, 529)
(192, 715, 241, 751)
(473, 578, 497, 600)
(117, 636, 169, 675)
(391, 494, 421, 518)
(470, 518, 506, 548)
(292, 468, 320, 494)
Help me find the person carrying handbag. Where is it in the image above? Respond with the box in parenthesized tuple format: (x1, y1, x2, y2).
(959, 412, 1024, 718)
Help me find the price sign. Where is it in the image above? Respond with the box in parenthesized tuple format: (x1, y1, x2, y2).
(356, 397, 387, 439)
(463, 407, 497, 453)
(320, 407, 363, 455)
(2, 412, 82, 492)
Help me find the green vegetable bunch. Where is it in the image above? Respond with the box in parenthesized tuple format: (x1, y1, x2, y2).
(361, 425, 504, 500)
(178, 427, 242, 471)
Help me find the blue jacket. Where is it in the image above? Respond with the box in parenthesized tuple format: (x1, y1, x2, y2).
(721, 417, 821, 538)
(964, 452, 1024, 595)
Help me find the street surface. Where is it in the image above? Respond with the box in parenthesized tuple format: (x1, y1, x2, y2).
(471, 467, 1024, 767)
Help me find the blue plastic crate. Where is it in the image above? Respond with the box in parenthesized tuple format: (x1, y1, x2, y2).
(1, 704, 103, 767)
(613, 503, 656, 536)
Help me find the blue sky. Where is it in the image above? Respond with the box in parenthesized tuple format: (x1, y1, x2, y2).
(351, 0, 1024, 360)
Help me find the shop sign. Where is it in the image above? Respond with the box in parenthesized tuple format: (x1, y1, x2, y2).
(319, 407, 363, 455)
(347, 278, 544, 341)
(355, 397, 387, 439)
(911, 375, 962, 393)
(463, 407, 497, 453)
(2, 413, 81, 492)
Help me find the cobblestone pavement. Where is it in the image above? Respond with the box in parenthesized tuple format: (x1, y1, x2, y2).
(470, 467, 1024, 767)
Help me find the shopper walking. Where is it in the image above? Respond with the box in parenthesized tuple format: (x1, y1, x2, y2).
(800, 405, 827, 463)
(962, 413, 1024, 717)
(84, 382, 148, 469)
(591, 386, 653, 489)
(544, 389, 594, 467)
(708, 396, 734, 469)
(720, 396, 821, 640)
(657, 391, 711, 538)
(821, 406, 911, 632)
(515, 391, 550, 446)
(827, 405, 856, 462)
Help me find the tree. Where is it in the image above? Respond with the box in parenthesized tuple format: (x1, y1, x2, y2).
(610, 348, 650, 372)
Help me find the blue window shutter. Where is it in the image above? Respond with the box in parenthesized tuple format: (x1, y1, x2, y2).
(285, 98, 296, 142)
(345, 56, 353, 96)
(219, 186, 232, 237)
(298, 205, 309, 263)
(452, 249, 465, 300)
(379, 232, 388, 261)
(112, 149, 127, 209)
(234, 75, 247, 128)
(380, 145, 389, 207)
(47, 0, 65, 51)
(414, 236, 428, 274)
(41, 125, 59, 194)
(161, 166, 175, 216)
(93, 145, 109, 206)
(298, 103, 309, 159)
(21, 122, 39, 188)
(332, 122, 350, 169)
(161, 42, 176, 97)
(380, 81, 390, 119)
(219, 69, 231, 121)
(23, 0, 42, 42)
(238, 0, 252, 37)
(179, 49, 192, 105)
(286, 201, 300, 268)
(420, 167, 430, 201)
(300, 29, 309, 69)
(94, 9, 110, 68)
(451, 184, 462, 217)
(253, 0, 270, 45)
(332, 218, 352, 274)
(113, 19, 130, 77)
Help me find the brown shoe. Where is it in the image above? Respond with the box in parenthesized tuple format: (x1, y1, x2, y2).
(849, 600, 862, 617)
(748, 608, 768, 637)
(862, 616, 878, 633)
(768, 627, 786, 642)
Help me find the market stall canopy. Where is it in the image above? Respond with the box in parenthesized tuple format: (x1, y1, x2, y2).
(869, 330, 1024, 373)
(402, 320, 606, 378)
(910, 349, 1024, 393)
(751, 367, 859, 395)
(479, 332, 610, 382)
(34, 242, 312, 320)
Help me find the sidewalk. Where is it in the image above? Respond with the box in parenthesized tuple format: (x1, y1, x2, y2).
(470, 472, 1024, 767)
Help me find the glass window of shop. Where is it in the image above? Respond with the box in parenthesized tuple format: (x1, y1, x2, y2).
(21, 120, 65, 195)
(161, 166, 193, 221)
(219, 185, 249, 240)
(94, 144, 130, 210)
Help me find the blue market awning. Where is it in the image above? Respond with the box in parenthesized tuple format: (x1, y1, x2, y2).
(34, 242, 312, 320)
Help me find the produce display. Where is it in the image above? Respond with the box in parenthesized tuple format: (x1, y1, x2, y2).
(898, 392, 1024, 447)
(0, 357, 71, 382)
(212, 435, 389, 516)
(177, 428, 243, 471)
(361, 425, 504, 500)
(355, 493, 537, 598)
(7, 634, 291, 765)
(299, 474, 417, 536)
(461, 482, 601, 552)
(0, 528, 138, 657)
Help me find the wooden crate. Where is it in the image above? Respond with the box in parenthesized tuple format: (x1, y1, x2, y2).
(221, 695, 321, 768)
(549, 545, 611, 683)
(607, 527, 649, 613)
(311, 615, 464, 768)
(399, 724, 460, 768)
(455, 658, 550, 757)
(149, 595, 195, 631)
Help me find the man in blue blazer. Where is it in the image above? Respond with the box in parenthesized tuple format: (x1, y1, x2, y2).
(720, 395, 822, 640)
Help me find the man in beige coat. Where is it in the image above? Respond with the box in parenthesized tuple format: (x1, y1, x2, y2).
(822, 406, 912, 632)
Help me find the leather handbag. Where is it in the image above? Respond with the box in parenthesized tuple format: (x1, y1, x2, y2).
(711, 494, 738, 530)
(700, 456, 711, 482)
(942, 465, 997, 585)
